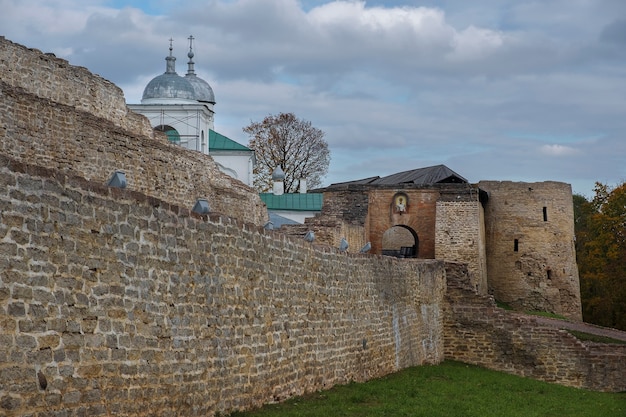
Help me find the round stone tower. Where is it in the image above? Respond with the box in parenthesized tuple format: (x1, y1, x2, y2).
(478, 180, 582, 320)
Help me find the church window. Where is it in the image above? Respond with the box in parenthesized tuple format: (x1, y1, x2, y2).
(514, 239, 519, 252)
(543, 206, 548, 222)
(155, 125, 180, 144)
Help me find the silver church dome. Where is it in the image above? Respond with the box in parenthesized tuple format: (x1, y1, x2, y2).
(142, 38, 216, 104)
(141, 41, 196, 102)
(185, 73, 216, 104)
(142, 72, 196, 101)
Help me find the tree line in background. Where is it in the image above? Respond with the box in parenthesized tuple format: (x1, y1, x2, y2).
(574, 181, 626, 331)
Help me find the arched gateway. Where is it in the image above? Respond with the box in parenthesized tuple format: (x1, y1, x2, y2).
(382, 225, 419, 258)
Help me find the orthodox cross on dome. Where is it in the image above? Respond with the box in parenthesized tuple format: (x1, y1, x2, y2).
(187, 35, 196, 75)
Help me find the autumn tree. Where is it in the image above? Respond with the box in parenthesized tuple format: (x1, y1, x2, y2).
(575, 181, 626, 330)
(243, 112, 330, 193)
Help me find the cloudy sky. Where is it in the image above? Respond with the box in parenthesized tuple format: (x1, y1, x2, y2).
(2, 0, 626, 196)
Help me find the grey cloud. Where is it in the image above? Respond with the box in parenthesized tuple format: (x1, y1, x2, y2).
(600, 19, 626, 45)
(2, 0, 625, 195)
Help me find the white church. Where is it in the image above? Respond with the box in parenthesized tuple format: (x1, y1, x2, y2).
(128, 36, 255, 186)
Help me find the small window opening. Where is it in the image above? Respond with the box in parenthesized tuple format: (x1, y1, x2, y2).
(546, 269, 552, 280)
(543, 206, 548, 222)
(514, 239, 519, 252)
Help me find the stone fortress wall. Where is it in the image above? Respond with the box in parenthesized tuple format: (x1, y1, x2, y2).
(0, 154, 445, 415)
(434, 187, 487, 294)
(0, 36, 445, 416)
(444, 263, 626, 392)
(300, 180, 580, 320)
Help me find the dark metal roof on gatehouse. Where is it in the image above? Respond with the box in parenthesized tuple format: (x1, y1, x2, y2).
(324, 165, 468, 189)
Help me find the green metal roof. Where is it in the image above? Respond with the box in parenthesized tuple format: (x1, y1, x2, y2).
(260, 193, 323, 211)
(209, 129, 252, 152)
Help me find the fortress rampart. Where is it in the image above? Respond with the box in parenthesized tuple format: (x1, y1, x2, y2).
(0, 37, 267, 227)
(0, 37, 447, 415)
(0, 37, 152, 139)
(0, 154, 445, 415)
(299, 179, 581, 320)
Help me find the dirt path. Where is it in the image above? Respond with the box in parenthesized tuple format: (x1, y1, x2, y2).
(512, 313, 626, 342)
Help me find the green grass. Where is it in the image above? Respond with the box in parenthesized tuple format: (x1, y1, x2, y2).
(227, 361, 626, 417)
(493, 303, 626, 344)
(494, 301, 568, 321)
(526, 310, 568, 320)
(568, 330, 626, 345)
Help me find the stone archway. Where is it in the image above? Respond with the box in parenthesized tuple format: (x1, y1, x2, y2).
(381, 225, 419, 258)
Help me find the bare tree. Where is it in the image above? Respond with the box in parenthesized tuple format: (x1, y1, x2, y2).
(243, 112, 330, 193)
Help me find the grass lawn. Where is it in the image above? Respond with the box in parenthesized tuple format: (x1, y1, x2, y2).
(227, 361, 626, 417)
(568, 330, 626, 344)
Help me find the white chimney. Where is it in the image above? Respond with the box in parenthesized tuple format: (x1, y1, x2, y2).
(299, 178, 307, 194)
(273, 181, 284, 196)
(272, 166, 285, 196)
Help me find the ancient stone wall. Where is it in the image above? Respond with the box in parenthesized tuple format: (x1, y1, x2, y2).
(443, 263, 626, 392)
(0, 37, 153, 139)
(479, 181, 582, 320)
(0, 155, 446, 416)
(435, 190, 487, 294)
(317, 189, 369, 227)
(0, 35, 610, 416)
(0, 37, 267, 227)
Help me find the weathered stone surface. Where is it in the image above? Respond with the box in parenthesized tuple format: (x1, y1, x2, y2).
(478, 181, 581, 320)
(0, 152, 445, 416)
(444, 262, 626, 392)
(0, 34, 621, 417)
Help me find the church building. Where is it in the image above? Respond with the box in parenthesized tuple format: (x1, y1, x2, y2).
(128, 37, 254, 186)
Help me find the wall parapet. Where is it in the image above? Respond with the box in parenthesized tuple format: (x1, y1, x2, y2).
(0, 155, 446, 416)
(0, 37, 153, 138)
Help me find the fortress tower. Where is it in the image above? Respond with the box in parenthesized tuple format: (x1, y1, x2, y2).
(479, 181, 582, 320)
